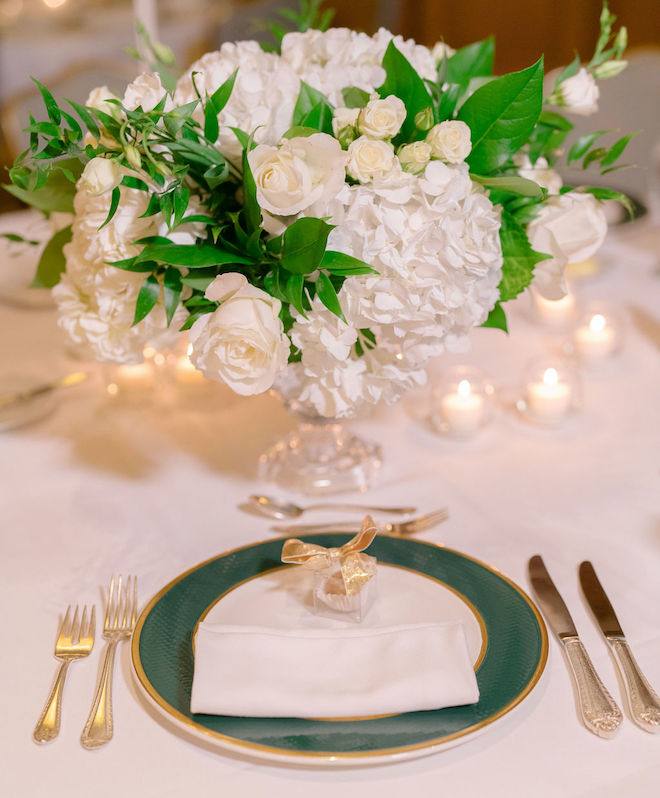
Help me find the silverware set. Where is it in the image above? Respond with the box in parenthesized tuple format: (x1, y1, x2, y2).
(272, 508, 449, 537)
(33, 575, 138, 748)
(529, 555, 660, 738)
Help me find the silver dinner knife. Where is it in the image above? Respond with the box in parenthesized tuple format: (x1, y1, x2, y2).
(579, 561, 660, 733)
(528, 555, 622, 738)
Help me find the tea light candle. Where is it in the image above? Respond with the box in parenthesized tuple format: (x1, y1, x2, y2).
(439, 379, 485, 436)
(114, 362, 154, 392)
(532, 289, 576, 327)
(526, 367, 571, 425)
(175, 344, 205, 386)
(573, 313, 616, 362)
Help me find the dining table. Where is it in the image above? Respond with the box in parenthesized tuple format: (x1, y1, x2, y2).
(1, 209, 659, 797)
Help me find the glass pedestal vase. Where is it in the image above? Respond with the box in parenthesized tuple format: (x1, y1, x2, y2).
(258, 398, 382, 496)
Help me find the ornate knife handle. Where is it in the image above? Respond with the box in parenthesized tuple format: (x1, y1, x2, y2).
(610, 638, 660, 733)
(563, 638, 623, 738)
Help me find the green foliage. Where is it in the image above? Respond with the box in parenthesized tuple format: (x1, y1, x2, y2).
(281, 217, 333, 274)
(481, 302, 508, 333)
(377, 42, 433, 141)
(497, 210, 551, 302)
(259, 0, 334, 53)
(31, 225, 72, 288)
(133, 273, 161, 325)
(292, 83, 334, 134)
(444, 38, 495, 87)
(341, 87, 370, 109)
(458, 58, 544, 174)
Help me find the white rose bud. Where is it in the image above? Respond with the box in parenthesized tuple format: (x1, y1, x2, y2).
(593, 60, 627, 80)
(346, 136, 397, 183)
(357, 95, 407, 139)
(188, 273, 290, 396)
(558, 68, 600, 116)
(514, 154, 563, 196)
(85, 86, 119, 117)
(426, 120, 471, 163)
(123, 72, 173, 113)
(398, 141, 432, 174)
(527, 192, 607, 299)
(332, 107, 360, 137)
(79, 157, 122, 196)
(431, 42, 456, 64)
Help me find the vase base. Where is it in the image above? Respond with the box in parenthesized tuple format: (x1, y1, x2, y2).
(258, 422, 383, 496)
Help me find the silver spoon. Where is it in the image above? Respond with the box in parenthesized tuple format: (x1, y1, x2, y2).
(249, 494, 417, 520)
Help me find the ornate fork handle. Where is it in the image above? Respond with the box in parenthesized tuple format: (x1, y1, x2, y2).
(563, 637, 623, 738)
(610, 638, 660, 732)
(33, 660, 71, 744)
(80, 638, 119, 749)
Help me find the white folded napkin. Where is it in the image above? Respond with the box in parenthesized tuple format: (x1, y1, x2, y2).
(190, 621, 480, 718)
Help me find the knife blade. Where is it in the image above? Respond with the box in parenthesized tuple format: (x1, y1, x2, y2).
(580, 561, 660, 733)
(528, 555, 622, 738)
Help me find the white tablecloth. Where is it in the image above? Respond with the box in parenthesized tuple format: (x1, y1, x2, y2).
(1, 220, 659, 797)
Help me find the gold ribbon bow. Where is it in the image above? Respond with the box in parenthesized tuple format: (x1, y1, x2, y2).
(281, 515, 378, 596)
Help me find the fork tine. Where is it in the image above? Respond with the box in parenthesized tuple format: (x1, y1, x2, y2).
(105, 576, 115, 631)
(121, 577, 130, 628)
(413, 509, 448, 532)
(88, 605, 96, 642)
(69, 605, 80, 644)
(79, 606, 88, 642)
(58, 605, 72, 643)
(114, 575, 123, 629)
(131, 576, 138, 627)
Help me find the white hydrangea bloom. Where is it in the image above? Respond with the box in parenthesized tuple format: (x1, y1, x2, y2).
(288, 162, 502, 417)
(53, 173, 199, 363)
(281, 27, 436, 107)
(174, 41, 300, 162)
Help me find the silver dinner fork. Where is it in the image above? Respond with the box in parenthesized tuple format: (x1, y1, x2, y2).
(80, 576, 137, 749)
(272, 508, 449, 536)
(33, 605, 96, 744)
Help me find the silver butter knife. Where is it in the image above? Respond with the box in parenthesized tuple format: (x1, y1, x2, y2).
(528, 555, 622, 738)
(580, 561, 660, 733)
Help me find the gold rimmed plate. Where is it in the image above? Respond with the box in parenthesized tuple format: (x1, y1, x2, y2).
(131, 534, 547, 766)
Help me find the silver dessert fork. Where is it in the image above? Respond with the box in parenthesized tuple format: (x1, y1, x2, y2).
(80, 575, 137, 749)
(272, 508, 449, 536)
(33, 605, 96, 744)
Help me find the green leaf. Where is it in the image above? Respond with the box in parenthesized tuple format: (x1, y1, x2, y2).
(3, 157, 82, 213)
(121, 175, 149, 191)
(284, 272, 306, 316)
(66, 98, 100, 139)
(583, 146, 608, 169)
(316, 271, 346, 322)
(377, 41, 433, 141)
(204, 100, 219, 142)
(163, 266, 182, 326)
(471, 174, 543, 199)
(30, 225, 72, 288)
(110, 258, 158, 273)
(341, 86, 370, 109)
(445, 38, 495, 87)
(600, 132, 637, 168)
(553, 53, 580, 90)
(281, 217, 333, 274)
(172, 183, 190, 228)
(98, 185, 121, 230)
(0, 233, 39, 245)
(209, 68, 238, 115)
(320, 250, 377, 275)
(481, 301, 508, 332)
(458, 57, 544, 174)
(242, 142, 262, 234)
(203, 162, 230, 190)
(180, 309, 214, 331)
(301, 101, 334, 134)
(281, 126, 321, 139)
(498, 210, 551, 302)
(583, 186, 634, 218)
(537, 109, 573, 131)
(133, 273, 161, 326)
(292, 82, 333, 127)
(136, 243, 253, 268)
(180, 270, 217, 291)
(568, 130, 607, 163)
(229, 127, 253, 151)
(31, 78, 61, 125)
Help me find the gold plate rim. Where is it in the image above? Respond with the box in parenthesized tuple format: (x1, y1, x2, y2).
(131, 534, 548, 762)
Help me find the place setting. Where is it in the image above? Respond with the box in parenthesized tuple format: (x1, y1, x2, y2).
(3, 0, 660, 793)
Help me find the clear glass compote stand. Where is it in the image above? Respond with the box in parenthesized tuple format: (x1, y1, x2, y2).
(258, 390, 383, 496)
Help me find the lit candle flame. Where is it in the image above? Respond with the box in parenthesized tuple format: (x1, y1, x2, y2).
(589, 314, 606, 333)
(543, 368, 559, 387)
(187, 343, 193, 357)
(457, 379, 471, 399)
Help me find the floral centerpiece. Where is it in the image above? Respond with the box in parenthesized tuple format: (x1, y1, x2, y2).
(5, 2, 631, 490)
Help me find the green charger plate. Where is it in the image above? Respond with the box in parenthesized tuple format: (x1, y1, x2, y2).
(131, 535, 548, 765)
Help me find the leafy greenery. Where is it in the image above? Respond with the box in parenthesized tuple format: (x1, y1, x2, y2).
(377, 42, 433, 141)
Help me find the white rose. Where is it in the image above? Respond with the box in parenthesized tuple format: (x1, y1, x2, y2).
(514, 154, 563, 195)
(332, 107, 360, 137)
(527, 192, 607, 299)
(559, 68, 599, 116)
(248, 133, 347, 217)
(86, 86, 118, 116)
(188, 273, 290, 395)
(79, 157, 122, 196)
(431, 42, 456, 63)
(398, 141, 431, 174)
(357, 94, 406, 139)
(426, 121, 472, 163)
(123, 72, 173, 112)
(346, 136, 397, 183)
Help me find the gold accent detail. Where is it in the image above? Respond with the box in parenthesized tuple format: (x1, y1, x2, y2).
(131, 535, 549, 762)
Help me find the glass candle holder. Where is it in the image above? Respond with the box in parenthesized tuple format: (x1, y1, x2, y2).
(518, 358, 581, 427)
(571, 304, 623, 366)
(104, 359, 156, 401)
(529, 286, 580, 330)
(430, 366, 494, 438)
